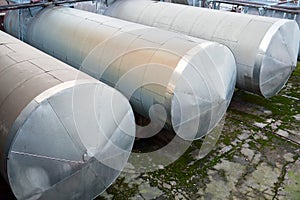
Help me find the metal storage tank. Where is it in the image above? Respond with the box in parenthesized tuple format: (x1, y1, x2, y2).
(4, 6, 237, 141)
(103, 0, 300, 98)
(0, 30, 135, 199)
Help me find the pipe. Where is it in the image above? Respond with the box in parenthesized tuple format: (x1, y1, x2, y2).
(213, 0, 300, 14)
(0, 0, 93, 11)
(5, 6, 237, 140)
(103, 0, 300, 98)
(0, 30, 135, 200)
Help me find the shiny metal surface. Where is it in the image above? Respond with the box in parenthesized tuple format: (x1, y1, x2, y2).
(103, 0, 300, 98)
(4, 7, 237, 140)
(211, 0, 300, 48)
(0, 30, 135, 200)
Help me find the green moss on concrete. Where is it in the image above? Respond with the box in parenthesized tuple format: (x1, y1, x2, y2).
(284, 167, 300, 199)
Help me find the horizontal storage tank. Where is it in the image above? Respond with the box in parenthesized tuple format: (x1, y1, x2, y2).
(0, 30, 135, 199)
(5, 7, 237, 140)
(104, 0, 300, 98)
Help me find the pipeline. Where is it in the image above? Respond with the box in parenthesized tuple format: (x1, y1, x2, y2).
(0, 30, 135, 199)
(213, 0, 300, 14)
(0, 0, 92, 11)
(102, 0, 300, 98)
(4, 6, 237, 140)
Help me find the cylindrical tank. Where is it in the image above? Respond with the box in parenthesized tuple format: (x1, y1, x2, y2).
(103, 0, 300, 98)
(4, 6, 237, 140)
(0, 30, 135, 199)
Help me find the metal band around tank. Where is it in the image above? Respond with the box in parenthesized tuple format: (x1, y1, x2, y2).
(168, 42, 221, 139)
(168, 42, 213, 97)
(254, 20, 289, 97)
